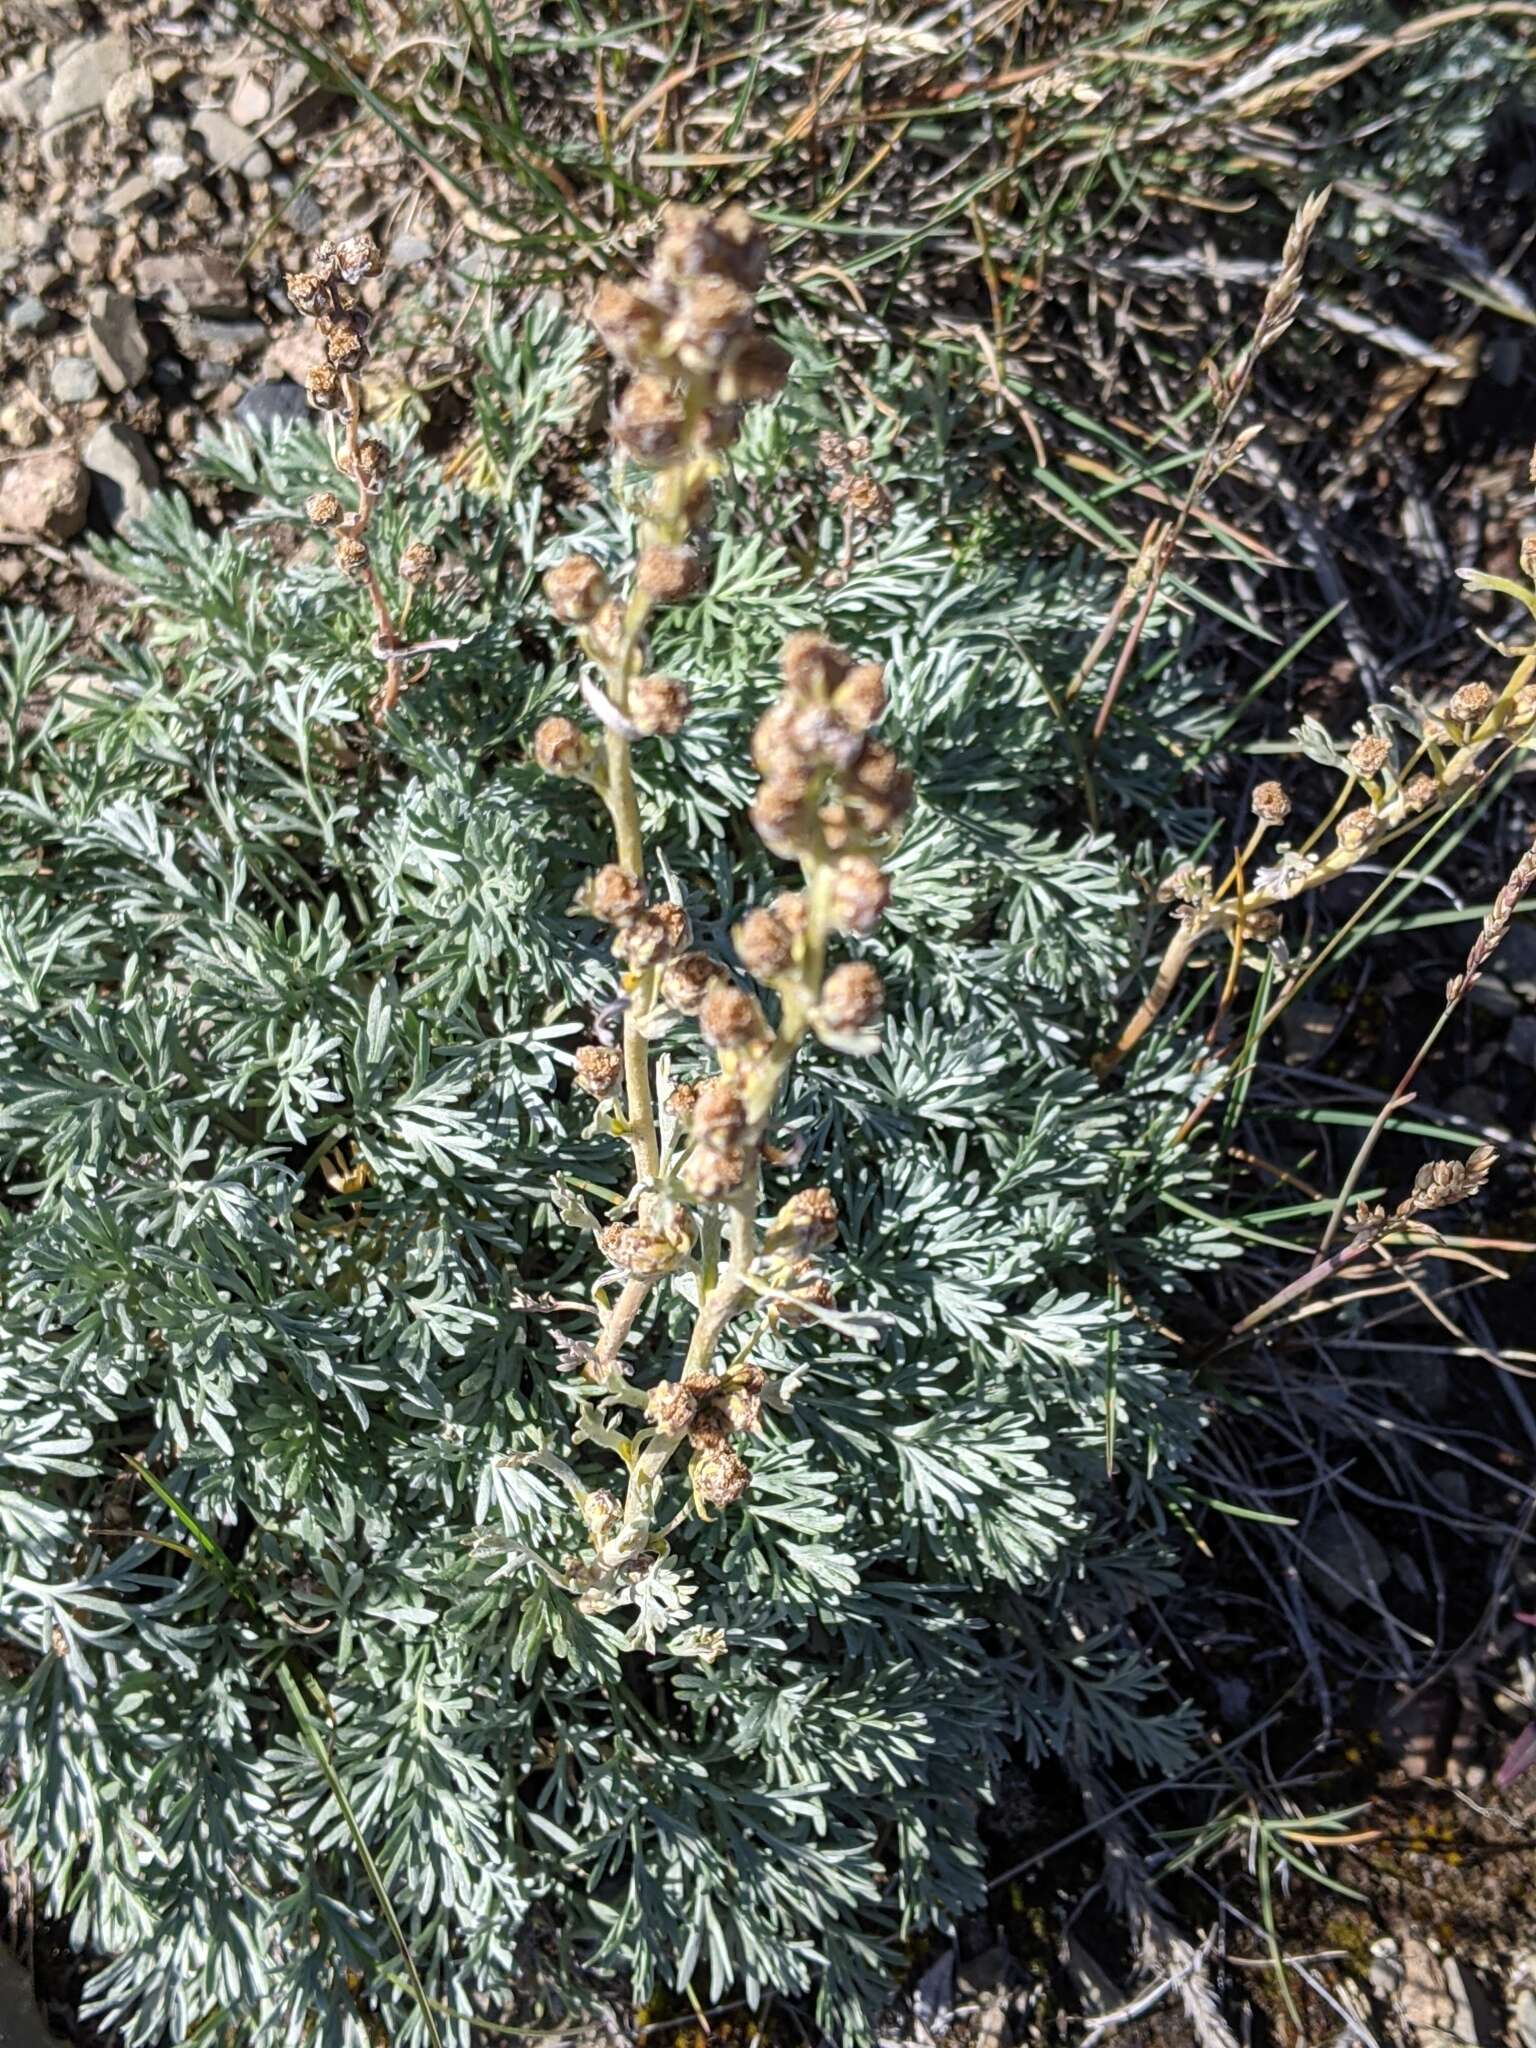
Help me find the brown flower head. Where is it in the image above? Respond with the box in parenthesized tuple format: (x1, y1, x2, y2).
(353, 438, 390, 490)
(768, 1186, 838, 1253)
(733, 907, 794, 980)
(682, 1144, 747, 1200)
(692, 1078, 747, 1144)
(574, 1045, 623, 1099)
(690, 1442, 750, 1508)
(630, 674, 690, 738)
(719, 335, 792, 404)
(699, 983, 765, 1050)
(305, 490, 344, 528)
(533, 716, 591, 778)
(830, 855, 890, 936)
(1449, 682, 1495, 730)
(1251, 780, 1291, 826)
(286, 270, 333, 318)
(1401, 772, 1438, 814)
(635, 545, 705, 604)
(305, 363, 342, 410)
(613, 375, 688, 466)
(588, 864, 646, 925)
(820, 960, 884, 1032)
(613, 902, 691, 968)
(660, 952, 724, 1014)
(780, 631, 850, 697)
(589, 280, 669, 368)
(1346, 734, 1390, 780)
(324, 316, 370, 372)
(544, 554, 610, 625)
(645, 1380, 699, 1435)
(334, 537, 370, 581)
(398, 540, 436, 586)
(832, 663, 887, 733)
(1336, 806, 1379, 852)
(332, 231, 383, 285)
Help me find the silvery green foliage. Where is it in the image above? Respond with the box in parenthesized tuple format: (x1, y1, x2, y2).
(1, 304, 1232, 2046)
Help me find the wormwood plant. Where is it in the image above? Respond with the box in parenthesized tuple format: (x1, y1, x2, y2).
(2, 217, 1237, 2046)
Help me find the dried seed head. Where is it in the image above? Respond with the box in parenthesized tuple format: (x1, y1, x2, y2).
(630, 673, 690, 737)
(655, 202, 767, 291)
(817, 802, 853, 853)
(305, 489, 344, 527)
(1250, 781, 1292, 826)
(660, 952, 724, 1014)
(831, 663, 887, 733)
(325, 320, 369, 372)
(1335, 806, 1379, 852)
(334, 536, 371, 580)
(682, 1144, 747, 1200)
(584, 600, 633, 667)
(1347, 734, 1390, 780)
(1402, 772, 1438, 814)
(847, 742, 913, 832)
(772, 890, 809, 936)
(690, 1442, 750, 1508)
(830, 855, 890, 935)
(1449, 682, 1495, 729)
(696, 407, 741, 455)
(286, 270, 333, 318)
(353, 438, 390, 489)
(574, 1045, 623, 1098)
(1512, 684, 1536, 727)
(820, 960, 884, 1032)
(613, 374, 688, 465)
(598, 1221, 686, 1276)
(305, 362, 342, 410)
(398, 540, 436, 586)
(693, 1077, 747, 1143)
(544, 554, 610, 624)
(750, 777, 811, 856)
(722, 1380, 763, 1434)
(1243, 907, 1282, 942)
(1401, 1146, 1495, 1216)
(333, 230, 383, 284)
(635, 544, 706, 604)
(751, 698, 807, 777)
(733, 907, 794, 980)
(780, 631, 850, 697)
(778, 1271, 836, 1327)
(613, 901, 692, 968)
(818, 430, 850, 473)
(532, 715, 591, 777)
(719, 334, 792, 404)
(1522, 533, 1536, 583)
(698, 982, 764, 1050)
(769, 1186, 838, 1253)
(666, 1081, 700, 1122)
(843, 473, 892, 523)
(645, 1379, 699, 1435)
(589, 864, 646, 925)
(673, 277, 755, 357)
(589, 280, 669, 368)
(788, 702, 862, 771)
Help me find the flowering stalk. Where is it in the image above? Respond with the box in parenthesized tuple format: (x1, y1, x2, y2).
(287, 235, 439, 721)
(1100, 587, 1536, 1076)
(529, 207, 909, 1634)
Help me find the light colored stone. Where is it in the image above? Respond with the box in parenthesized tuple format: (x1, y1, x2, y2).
(135, 249, 246, 316)
(190, 107, 273, 181)
(43, 34, 132, 131)
(0, 447, 89, 541)
(103, 65, 154, 131)
(83, 422, 160, 532)
(86, 288, 150, 393)
(5, 293, 55, 337)
(49, 354, 101, 405)
(0, 63, 51, 128)
(226, 75, 271, 128)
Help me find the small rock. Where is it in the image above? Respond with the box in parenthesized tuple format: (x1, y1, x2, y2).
(86, 288, 150, 394)
(226, 75, 271, 128)
(0, 399, 45, 448)
(389, 232, 435, 268)
(0, 64, 52, 128)
(260, 327, 316, 384)
(50, 355, 102, 405)
(43, 34, 133, 132)
(183, 187, 220, 225)
(104, 174, 156, 220)
(1305, 1509, 1391, 1612)
(135, 250, 246, 316)
(5, 293, 56, 338)
(283, 186, 326, 238)
(190, 107, 273, 181)
(1516, 1988, 1536, 2048)
(0, 446, 89, 541)
(146, 114, 186, 151)
(1369, 1935, 1403, 1998)
(1398, 1936, 1458, 2043)
(104, 66, 155, 132)
(171, 314, 267, 367)
(82, 422, 160, 533)
(233, 379, 309, 435)
(1507, 1015, 1536, 1071)
(65, 225, 104, 271)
